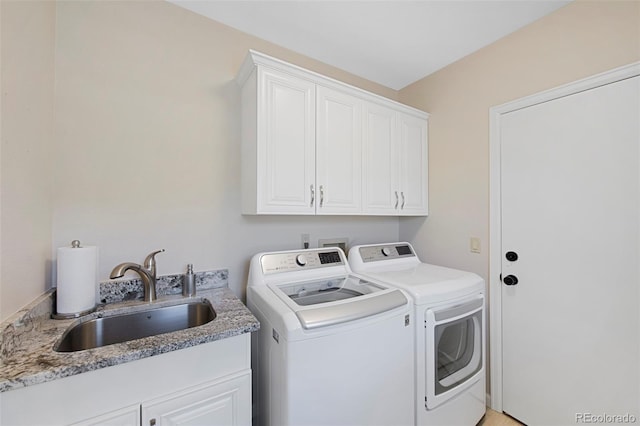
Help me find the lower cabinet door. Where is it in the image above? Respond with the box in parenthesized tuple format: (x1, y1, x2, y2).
(71, 404, 141, 426)
(141, 371, 251, 426)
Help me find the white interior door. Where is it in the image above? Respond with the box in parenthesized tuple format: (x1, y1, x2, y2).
(500, 76, 640, 425)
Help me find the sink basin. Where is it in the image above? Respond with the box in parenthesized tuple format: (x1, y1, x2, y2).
(54, 300, 216, 352)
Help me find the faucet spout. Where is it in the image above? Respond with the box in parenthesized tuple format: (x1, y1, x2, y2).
(110, 250, 164, 303)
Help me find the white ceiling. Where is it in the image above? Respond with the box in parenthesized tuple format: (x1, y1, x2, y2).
(169, 0, 571, 90)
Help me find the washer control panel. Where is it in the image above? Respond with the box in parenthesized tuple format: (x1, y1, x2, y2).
(358, 244, 415, 262)
(261, 249, 344, 274)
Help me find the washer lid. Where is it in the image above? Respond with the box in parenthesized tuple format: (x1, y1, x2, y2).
(269, 275, 408, 330)
(360, 263, 484, 303)
(279, 276, 373, 306)
(294, 289, 408, 330)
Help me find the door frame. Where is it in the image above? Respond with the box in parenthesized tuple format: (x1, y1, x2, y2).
(488, 61, 640, 412)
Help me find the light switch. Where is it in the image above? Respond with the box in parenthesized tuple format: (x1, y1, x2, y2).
(470, 237, 481, 254)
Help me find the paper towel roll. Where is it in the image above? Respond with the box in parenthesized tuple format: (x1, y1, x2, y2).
(56, 242, 98, 315)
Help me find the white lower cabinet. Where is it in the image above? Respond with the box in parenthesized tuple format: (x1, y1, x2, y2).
(72, 372, 251, 426)
(1, 334, 252, 426)
(141, 372, 251, 426)
(72, 404, 141, 426)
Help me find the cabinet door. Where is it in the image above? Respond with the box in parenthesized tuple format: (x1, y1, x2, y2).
(362, 102, 398, 215)
(257, 69, 316, 214)
(141, 371, 251, 426)
(397, 112, 428, 215)
(316, 86, 362, 214)
(71, 405, 141, 426)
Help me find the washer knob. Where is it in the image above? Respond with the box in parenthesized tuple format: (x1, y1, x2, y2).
(381, 247, 392, 256)
(296, 254, 307, 266)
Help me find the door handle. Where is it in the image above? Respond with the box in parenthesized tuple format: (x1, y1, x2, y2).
(503, 275, 519, 286)
(310, 185, 315, 207)
(505, 251, 519, 261)
(395, 191, 399, 209)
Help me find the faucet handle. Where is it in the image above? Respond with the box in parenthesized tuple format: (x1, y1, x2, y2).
(144, 249, 165, 270)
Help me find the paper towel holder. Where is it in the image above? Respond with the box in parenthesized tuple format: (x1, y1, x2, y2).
(52, 239, 98, 320)
(52, 297, 97, 319)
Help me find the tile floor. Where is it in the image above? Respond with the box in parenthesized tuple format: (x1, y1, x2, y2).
(478, 408, 524, 426)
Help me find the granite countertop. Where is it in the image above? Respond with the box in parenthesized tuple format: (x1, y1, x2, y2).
(0, 269, 259, 393)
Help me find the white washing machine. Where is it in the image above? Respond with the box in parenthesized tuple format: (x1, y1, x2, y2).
(349, 242, 486, 426)
(247, 247, 414, 426)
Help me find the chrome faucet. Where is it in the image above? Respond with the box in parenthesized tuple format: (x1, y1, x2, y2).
(110, 249, 165, 302)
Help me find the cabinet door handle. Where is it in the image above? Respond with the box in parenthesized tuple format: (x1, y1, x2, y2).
(319, 185, 324, 207)
(150, 419, 156, 426)
(401, 192, 405, 209)
(310, 185, 315, 207)
(394, 191, 399, 209)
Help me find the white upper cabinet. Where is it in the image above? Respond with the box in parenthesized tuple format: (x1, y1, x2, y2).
(241, 67, 316, 214)
(237, 50, 428, 216)
(397, 112, 429, 215)
(316, 85, 362, 214)
(362, 102, 398, 215)
(362, 104, 429, 216)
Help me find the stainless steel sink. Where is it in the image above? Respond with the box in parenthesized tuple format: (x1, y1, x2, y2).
(54, 300, 216, 352)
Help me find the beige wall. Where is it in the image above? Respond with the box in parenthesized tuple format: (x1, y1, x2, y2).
(397, 0, 639, 399)
(0, 0, 401, 320)
(398, 0, 640, 281)
(0, 1, 56, 321)
(3, 0, 637, 324)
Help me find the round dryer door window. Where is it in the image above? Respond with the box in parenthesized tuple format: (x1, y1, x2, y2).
(426, 296, 484, 408)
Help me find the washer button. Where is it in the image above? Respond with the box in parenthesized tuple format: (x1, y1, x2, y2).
(381, 247, 392, 256)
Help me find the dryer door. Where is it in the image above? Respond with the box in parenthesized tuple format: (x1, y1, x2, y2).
(425, 295, 484, 409)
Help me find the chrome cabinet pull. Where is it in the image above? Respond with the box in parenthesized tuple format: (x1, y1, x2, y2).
(394, 191, 399, 209)
(319, 185, 324, 207)
(401, 192, 406, 209)
(310, 185, 315, 207)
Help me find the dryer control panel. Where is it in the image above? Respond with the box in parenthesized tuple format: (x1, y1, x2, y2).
(260, 249, 345, 274)
(358, 244, 416, 262)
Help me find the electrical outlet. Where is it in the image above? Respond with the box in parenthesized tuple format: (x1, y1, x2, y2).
(301, 234, 310, 249)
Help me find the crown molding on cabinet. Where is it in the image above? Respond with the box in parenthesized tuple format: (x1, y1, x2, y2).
(236, 50, 429, 120)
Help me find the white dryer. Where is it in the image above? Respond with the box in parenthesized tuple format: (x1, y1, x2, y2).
(349, 242, 486, 426)
(247, 247, 414, 426)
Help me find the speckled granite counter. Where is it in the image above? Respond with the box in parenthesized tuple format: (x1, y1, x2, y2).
(0, 269, 259, 393)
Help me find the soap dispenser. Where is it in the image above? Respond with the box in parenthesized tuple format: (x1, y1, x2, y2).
(183, 264, 196, 297)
